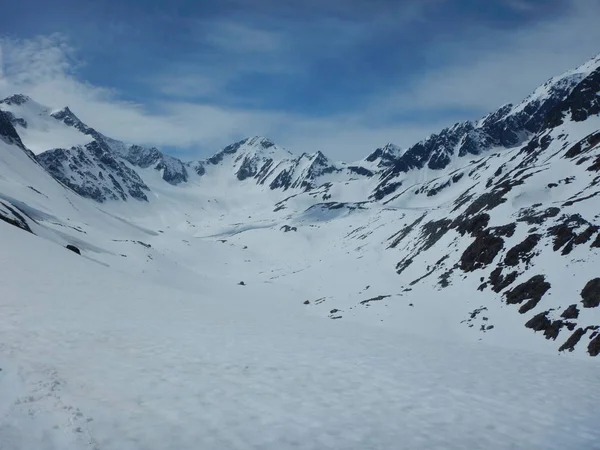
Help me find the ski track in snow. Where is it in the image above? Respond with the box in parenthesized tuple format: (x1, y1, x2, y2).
(1, 223, 600, 450)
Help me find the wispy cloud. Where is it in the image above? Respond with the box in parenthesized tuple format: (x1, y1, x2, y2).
(377, 0, 600, 115)
(0, 0, 597, 161)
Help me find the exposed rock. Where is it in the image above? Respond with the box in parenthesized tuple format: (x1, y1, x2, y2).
(388, 215, 426, 249)
(281, 225, 297, 233)
(561, 304, 580, 319)
(580, 278, 600, 308)
(66, 245, 81, 255)
(588, 334, 600, 357)
(37, 141, 149, 202)
(517, 206, 560, 225)
(505, 275, 551, 314)
(525, 312, 551, 332)
(303, 300, 310, 305)
(558, 328, 586, 353)
(489, 268, 519, 293)
(419, 219, 452, 251)
(0, 110, 25, 148)
(395, 256, 414, 275)
(504, 234, 541, 266)
(544, 320, 564, 341)
(547, 214, 591, 255)
(460, 231, 505, 272)
(360, 295, 391, 305)
(451, 213, 490, 236)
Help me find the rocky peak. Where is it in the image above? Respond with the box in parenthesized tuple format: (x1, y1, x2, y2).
(245, 136, 276, 149)
(50, 106, 94, 135)
(372, 54, 600, 201)
(123, 145, 188, 185)
(365, 143, 405, 168)
(0, 94, 32, 106)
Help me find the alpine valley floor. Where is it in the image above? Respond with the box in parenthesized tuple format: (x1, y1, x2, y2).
(1, 223, 600, 450)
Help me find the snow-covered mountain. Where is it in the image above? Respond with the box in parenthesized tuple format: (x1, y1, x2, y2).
(0, 54, 599, 362)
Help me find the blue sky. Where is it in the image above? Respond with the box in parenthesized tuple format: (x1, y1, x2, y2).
(0, 0, 599, 160)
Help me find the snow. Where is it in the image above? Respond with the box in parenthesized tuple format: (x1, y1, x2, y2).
(0, 97, 93, 153)
(1, 54, 600, 449)
(2, 222, 600, 450)
(506, 54, 600, 117)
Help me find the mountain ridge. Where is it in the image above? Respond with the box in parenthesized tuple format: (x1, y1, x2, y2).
(0, 54, 599, 357)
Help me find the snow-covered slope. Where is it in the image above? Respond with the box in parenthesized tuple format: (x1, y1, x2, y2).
(0, 53, 598, 366)
(0, 95, 93, 152)
(189, 136, 374, 192)
(2, 220, 600, 450)
(1, 52, 600, 449)
(373, 54, 600, 200)
(36, 141, 150, 202)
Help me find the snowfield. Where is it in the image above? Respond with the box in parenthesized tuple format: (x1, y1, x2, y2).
(1, 222, 600, 450)
(1, 54, 600, 449)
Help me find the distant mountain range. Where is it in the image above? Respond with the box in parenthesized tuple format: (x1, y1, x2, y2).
(1, 53, 599, 357)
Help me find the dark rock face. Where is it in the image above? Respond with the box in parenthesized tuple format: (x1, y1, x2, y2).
(588, 334, 600, 357)
(452, 213, 490, 237)
(66, 244, 81, 255)
(51, 106, 104, 141)
(36, 141, 149, 202)
(580, 278, 600, 308)
(561, 304, 580, 319)
(488, 268, 518, 293)
(564, 130, 600, 159)
(365, 144, 403, 169)
(123, 145, 188, 185)
(0, 110, 25, 148)
(559, 328, 586, 353)
(543, 320, 564, 341)
(592, 233, 600, 248)
(208, 138, 266, 165)
(505, 275, 551, 314)
(347, 166, 374, 177)
(525, 312, 551, 332)
(281, 225, 297, 232)
(545, 67, 600, 129)
(504, 234, 541, 267)
(547, 214, 597, 255)
(1, 110, 27, 129)
(420, 219, 452, 251)
(460, 231, 505, 272)
(360, 295, 391, 305)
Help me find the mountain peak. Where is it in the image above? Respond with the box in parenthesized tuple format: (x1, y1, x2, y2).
(244, 136, 276, 149)
(51, 106, 82, 123)
(0, 94, 32, 106)
(364, 143, 404, 168)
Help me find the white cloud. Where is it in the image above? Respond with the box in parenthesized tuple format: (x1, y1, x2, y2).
(0, 32, 443, 160)
(378, 0, 600, 115)
(0, 0, 598, 162)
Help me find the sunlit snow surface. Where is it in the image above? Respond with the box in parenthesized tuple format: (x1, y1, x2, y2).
(1, 223, 599, 450)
